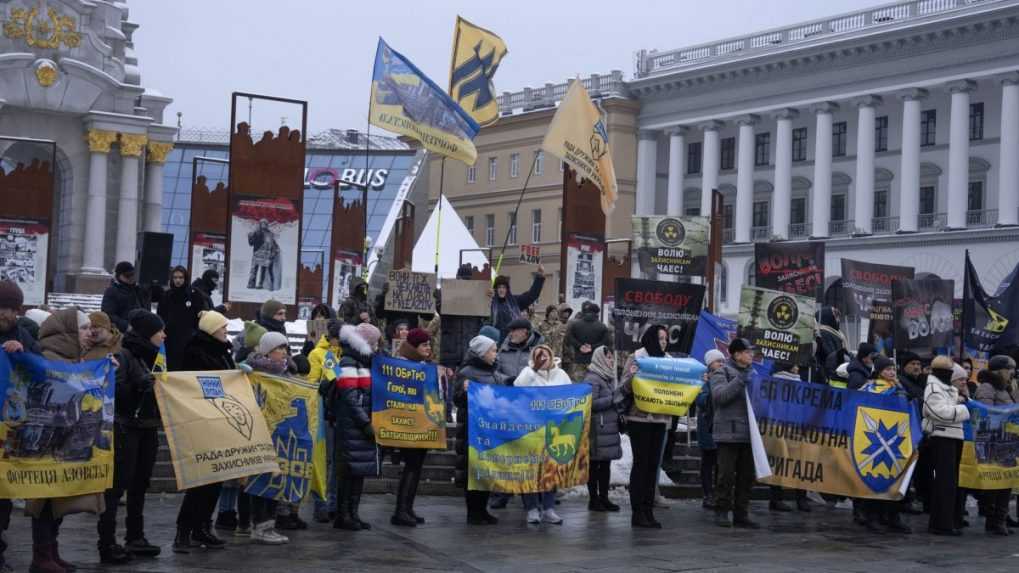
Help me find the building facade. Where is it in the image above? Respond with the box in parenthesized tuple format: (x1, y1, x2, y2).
(0, 0, 174, 292)
(629, 0, 1019, 316)
(428, 71, 638, 312)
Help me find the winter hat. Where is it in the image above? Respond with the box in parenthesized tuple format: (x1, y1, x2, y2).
(88, 311, 112, 332)
(988, 355, 1016, 371)
(198, 310, 229, 336)
(355, 322, 382, 347)
(260, 299, 286, 321)
(857, 342, 877, 358)
(530, 344, 554, 369)
(407, 328, 431, 348)
(0, 280, 24, 310)
(479, 325, 501, 342)
(469, 335, 497, 357)
(950, 363, 969, 383)
(704, 349, 725, 367)
(24, 308, 51, 327)
(257, 331, 290, 355)
(129, 310, 164, 339)
(114, 261, 135, 276)
(77, 310, 90, 329)
(874, 356, 896, 375)
(326, 319, 342, 341)
(930, 355, 955, 372)
(202, 269, 220, 282)
(243, 321, 268, 349)
(557, 302, 573, 314)
(507, 318, 531, 332)
(493, 275, 510, 289)
(728, 337, 755, 354)
(898, 351, 922, 368)
(581, 301, 600, 314)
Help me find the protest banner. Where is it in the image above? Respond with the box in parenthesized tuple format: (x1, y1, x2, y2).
(867, 300, 895, 356)
(612, 278, 704, 354)
(467, 383, 591, 494)
(963, 253, 1019, 358)
(632, 215, 709, 277)
(738, 286, 817, 364)
(385, 269, 437, 314)
(631, 357, 706, 416)
(244, 372, 327, 503)
(0, 352, 114, 498)
(891, 278, 955, 357)
(371, 355, 446, 450)
(690, 309, 773, 377)
(840, 259, 915, 318)
(440, 278, 490, 317)
(959, 400, 1019, 490)
(748, 375, 921, 499)
(156, 370, 279, 490)
(564, 233, 603, 311)
(519, 244, 541, 265)
(754, 241, 825, 302)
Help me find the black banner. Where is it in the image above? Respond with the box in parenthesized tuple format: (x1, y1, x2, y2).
(612, 278, 705, 354)
(754, 242, 825, 302)
(891, 278, 955, 357)
(963, 253, 1019, 355)
(840, 259, 915, 318)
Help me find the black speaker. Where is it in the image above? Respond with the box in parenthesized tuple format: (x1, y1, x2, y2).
(136, 232, 174, 286)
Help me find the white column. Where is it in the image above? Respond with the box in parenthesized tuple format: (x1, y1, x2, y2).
(735, 115, 758, 243)
(853, 96, 881, 235)
(898, 89, 927, 233)
(636, 129, 659, 216)
(811, 102, 837, 238)
(144, 142, 173, 232)
(700, 121, 722, 216)
(771, 109, 797, 240)
(999, 74, 1019, 226)
(81, 130, 117, 274)
(115, 134, 147, 264)
(666, 127, 686, 216)
(946, 80, 976, 230)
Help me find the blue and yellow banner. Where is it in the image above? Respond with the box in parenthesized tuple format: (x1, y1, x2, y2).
(748, 375, 922, 499)
(371, 355, 446, 450)
(632, 357, 706, 416)
(370, 38, 480, 165)
(449, 16, 507, 128)
(153, 343, 167, 382)
(467, 384, 591, 493)
(245, 372, 326, 503)
(960, 400, 1019, 490)
(0, 351, 115, 498)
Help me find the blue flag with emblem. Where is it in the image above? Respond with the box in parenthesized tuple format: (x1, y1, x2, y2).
(691, 310, 772, 377)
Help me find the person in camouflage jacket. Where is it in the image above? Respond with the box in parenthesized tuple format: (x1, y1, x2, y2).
(536, 304, 566, 362)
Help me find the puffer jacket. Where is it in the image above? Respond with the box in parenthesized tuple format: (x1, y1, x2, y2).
(709, 359, 754, 443)
(332, 325, 379, 477)
(496, 330, 544, 382)
(581, 368, 622, 461)
(621, 348, 671, 425)
(846, 357, 873, 391)
(922, 374, 969, 440)
(115, 332, 161, 428)
(513, 360, 572, 387)
(307, 335, 341, 384)
(975, 370, 1017, 406)
(695, 378, 716, 450)
(453, 351, 511, 487)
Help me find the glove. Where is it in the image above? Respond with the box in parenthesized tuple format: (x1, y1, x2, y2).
(362, 425, 375, 440)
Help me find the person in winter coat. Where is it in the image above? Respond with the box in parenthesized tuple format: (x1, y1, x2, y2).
(815, 306, 847, 382)
(332, 324, 379, 531)
(708, 337, 759, 529)
(190, 269, 221, 313)
(490, 268, 545, 342)
(157, 266, 202, 371)
(581, 346, 621, 513)
(453, 335, 509, 525)
(495, 319, 543, 384)
(390, 328, 436, 527)
(896, 351, 928, 513)
(234, 300, 288, 364)
(84, 312, 122, 361)
(301, 304, 336, 356)
(339, 277, 374, 326)
(767, 362, 810, 513)
(620, 325, 672, 529)
(307, 320, 341, 523)
(847, 342, 878, 390)
(696, 349, 726, 509)
(101, 262, 154, 333)
(20, 307, 49, 343)
(858, 356, 913, 534)
(96, 310, 166, 564)
(564, 301, 611, 381)
(923, 356, 971, 536)
(536, 304, 566, 363)
(975, 355, 1017, 535)
(173, 310, 234, 554)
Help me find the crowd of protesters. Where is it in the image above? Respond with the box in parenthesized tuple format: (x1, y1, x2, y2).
(0, 260, 1016, 572)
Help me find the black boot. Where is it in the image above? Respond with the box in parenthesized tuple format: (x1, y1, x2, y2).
(192, 522, 226, 549)
(350, 478, 371, 530)
(333, 478, 360, 531)
(796, 497, 812, 512)
(391, 468, 417, 527)
(98, 543, 133, 565)
(887, 513, 912, 534)
(406, 467, 425, 524)
(631, 510, 659, 528)
(600, 495, 621, 512)
(172, 527, 193, 554)
(215, 511, 238, 531)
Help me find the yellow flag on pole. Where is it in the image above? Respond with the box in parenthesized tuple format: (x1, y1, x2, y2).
(449, 16, 508, 128)
(541, 80, 618, 214)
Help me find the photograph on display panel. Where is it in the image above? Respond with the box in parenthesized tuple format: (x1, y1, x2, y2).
(190, 232, 226, 308)
(0, 219, 47, 306)
(564, 233, 603, 312)
(331, 250, 363, 308)
(228, 197, 299, 304)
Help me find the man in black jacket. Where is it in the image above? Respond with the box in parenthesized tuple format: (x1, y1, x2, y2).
(897, 351, 929, 514)
(564, 301, 611, 380)
(101, 262, 153, 333)
(846, 342, 878, 390)
(158, 266, 202, 371)
(490, 267, 545, 342)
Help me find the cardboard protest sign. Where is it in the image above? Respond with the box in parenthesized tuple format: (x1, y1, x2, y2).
(440, 279, 490, 317)
(519, 244, 541, 265)
(385, 270, 437, 314)
(612, 278, 704, 354)
(632, 215, 709, 276)
(738, 286, 817, 364)
(371, 355, 446, 449)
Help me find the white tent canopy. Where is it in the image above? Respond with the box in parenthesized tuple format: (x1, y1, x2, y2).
(412, 195, 489, 279)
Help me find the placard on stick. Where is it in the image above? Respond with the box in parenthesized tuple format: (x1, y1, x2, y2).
(519, 244, 541, 265)
(440, 279, 490, 317)
(385, 270, 437, 314)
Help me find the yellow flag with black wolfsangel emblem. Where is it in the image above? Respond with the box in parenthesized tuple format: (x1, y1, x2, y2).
(449, 16, 507, 128)
(541, 80, 618, 214)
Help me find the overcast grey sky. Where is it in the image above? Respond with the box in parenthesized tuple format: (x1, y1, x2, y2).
(132, 0, 890, 134)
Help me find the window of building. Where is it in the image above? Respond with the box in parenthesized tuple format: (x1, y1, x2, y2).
(875, 116, 889, 152)
(919, 186, 936, 215)
(510, 153, 520, 178)
(792, 128, 808, 161)
(921, 110, 936, 147)
(464, 215, 474, 236)
(874, 190, 888, 218)
(534, 150, 544, 175)
(687, 142, 702, 175)
(485, 214, 495, 246)
(791, 197, 806, 225)
(507, 212, 517, 244)
(968, 181, 984, 212)
(531, 209, 541, 243)
(832, 122, 848, 157)
(466, 164, 476, 184)
(754, 133, 770, 166)
(720, 137, 736, 170)
(488, 157, 497, 181)
(723, 204, 734, 230)
(969, 102, 984, 141)
(752, 200, 769, 228)
(831, 194, 846, 222)
(719, 263, 728, 304)
(685, 206, 701, 216)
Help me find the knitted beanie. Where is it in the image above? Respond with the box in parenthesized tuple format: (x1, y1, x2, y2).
(469, 335, 497, 356)
(129, 310, 165, 339)
(257, 331, 290, 355)
(88, 311, 113, 332)
(198, 310, 230, 336)
(355, 322, 382, 348)
(407, 328, 431, 348)
(260, 299, 286, 322)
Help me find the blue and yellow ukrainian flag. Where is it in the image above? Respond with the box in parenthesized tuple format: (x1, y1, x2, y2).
(152, 343, 168, 382)
(449, 16, 507, 128)
(369, 38, 480, 165)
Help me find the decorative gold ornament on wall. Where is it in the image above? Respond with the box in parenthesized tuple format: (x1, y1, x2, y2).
(119, 134, 149, 157)
(3, 6, 81, 50)
(33, 59, 58, 87)
(86, 130, 118, 153)
(146, 142, 175, 164)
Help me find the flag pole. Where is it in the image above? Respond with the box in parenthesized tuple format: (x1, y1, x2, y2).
(493, 153, 539, 281)
(435, 157, 446, 275)
(960, 249, 969, 361)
